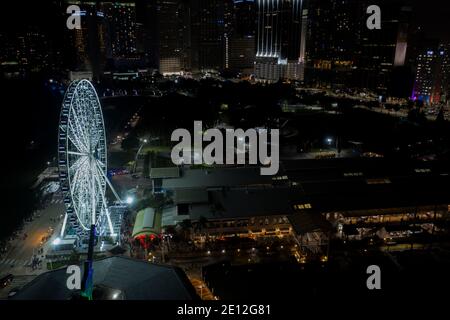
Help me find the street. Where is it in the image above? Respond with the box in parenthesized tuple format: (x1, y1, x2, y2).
(0, 192, 65, 297)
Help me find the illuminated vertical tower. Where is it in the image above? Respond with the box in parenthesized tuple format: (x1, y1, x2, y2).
(255, 0, 304, 82)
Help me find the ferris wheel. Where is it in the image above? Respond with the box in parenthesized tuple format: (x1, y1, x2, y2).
(58, 80, 119, 238)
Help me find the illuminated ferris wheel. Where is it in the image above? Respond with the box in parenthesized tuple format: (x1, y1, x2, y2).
(58, 80, 118, 238)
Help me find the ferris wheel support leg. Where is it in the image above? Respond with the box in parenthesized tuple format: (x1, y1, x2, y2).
(81, 224, 96, 300)
(60, 212, 68, 238)
(95, 160, 123, 203)
(100, 185, 116, 237)
(93, 166, 117, 237)
(106, 209, 115, 237)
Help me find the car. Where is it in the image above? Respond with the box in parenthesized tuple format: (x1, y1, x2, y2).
(0, 274, 14, 288)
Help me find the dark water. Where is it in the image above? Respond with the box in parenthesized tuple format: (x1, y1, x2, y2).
(0, 77, 60, 241)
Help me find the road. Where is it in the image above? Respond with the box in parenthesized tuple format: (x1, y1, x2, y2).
(111, 172, 152, 198)
(0, 193, 65, 277)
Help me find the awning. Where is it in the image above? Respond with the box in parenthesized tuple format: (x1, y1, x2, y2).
(132, 208, 162, 238)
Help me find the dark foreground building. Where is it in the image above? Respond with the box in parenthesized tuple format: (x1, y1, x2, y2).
(11, 256, 198, 300)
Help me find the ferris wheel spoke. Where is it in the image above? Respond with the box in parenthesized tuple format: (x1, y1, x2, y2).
(70, 158, 91, 218)
(69, 154, 88, 173)
(76, 169, 92, 225)
(86, 104, 102, 149)
(91, 130, 102, 151)
(70, 100, 91, 151)
(70, 158, 86, 194)
(68, 119, 88, 153)
(67, 127, 84, 153)
(75, 89, 97, 150)
(67, 150, 88, 157)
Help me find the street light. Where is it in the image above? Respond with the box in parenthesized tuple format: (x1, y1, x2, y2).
(125, 196, 134, 205)
(326, 137, 334, 146)
(133, 138, 148, 173)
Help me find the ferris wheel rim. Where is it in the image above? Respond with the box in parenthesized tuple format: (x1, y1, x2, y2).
(58, 79, 108, 233)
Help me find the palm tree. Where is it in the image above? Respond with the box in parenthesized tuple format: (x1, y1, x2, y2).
(198, 216, 209, 239)
(198, 216, 209, 231)
(179, 219, 193, 240)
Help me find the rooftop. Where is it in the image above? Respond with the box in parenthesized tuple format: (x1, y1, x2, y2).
(162, 166, 272, 190)
(12, 256, 198, 300)
(150, 167, 180, 179)
(160, 159, 450, 221)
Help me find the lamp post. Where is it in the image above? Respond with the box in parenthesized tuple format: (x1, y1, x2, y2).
(133, 138, 148, 173)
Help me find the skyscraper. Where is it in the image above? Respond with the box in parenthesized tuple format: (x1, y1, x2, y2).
(157, 0, 186, 74)
(357, 2, 412, 95)
(103, 2, 137, 59)
(228, 0, 256, 73)
(191, 0, 226, 71)
(305, 0, 413, 96)
(64, 1, 110, 78)
(412, 43, 450, 105)
(305, 0, 360, 88)
(0, 27, 55, 78)
(136, 0, 192, 74)
(255, 0, 304, 82)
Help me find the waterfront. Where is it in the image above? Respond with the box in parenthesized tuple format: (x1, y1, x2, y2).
(0, 78, 60, 243)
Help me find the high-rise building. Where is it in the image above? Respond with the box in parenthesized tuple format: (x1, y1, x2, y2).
(305, 0, 413, 96)
(255, 0, 304, 82)
(65, 1, 109, 78)
(103, 2, 137, 59)
(233, 0, 256, 38)
(412, 43, 450, 105)
(305, 0, 360, 87)
(228, 0, 256, 73)
(357, 2, 412, 95)
(156, 0, 186, 74)
(135, 0, 159, 69)
(440, 43, 450, 105)
(229, 36, 255, 73)
(0, 27, 55, 77)
(191, 0, 226, 71)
